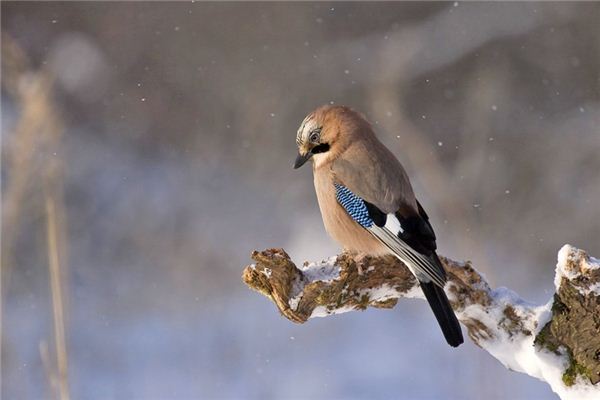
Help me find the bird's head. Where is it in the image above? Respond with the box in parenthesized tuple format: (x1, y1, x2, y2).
(293, 105, 362, 169)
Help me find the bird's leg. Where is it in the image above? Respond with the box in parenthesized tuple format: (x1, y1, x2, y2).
(353, 252, 371, 276)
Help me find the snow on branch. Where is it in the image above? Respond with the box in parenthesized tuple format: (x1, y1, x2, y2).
(242, 245, 599, 400)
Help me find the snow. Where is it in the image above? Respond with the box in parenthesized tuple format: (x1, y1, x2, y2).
(455, 246, 600, 400)
(403, 283, 425, 299)
(289, 256, 340, 311)
(555, 244, 600, 295)
(556, 245, 578, 287)
(459, 292, 600, 400)
(357, 284, 399, 303)
(583, 282, 600, 296)
(299, 256, 340, 283)
(261, 267, 272, 278)
(311, 304, 356, 318)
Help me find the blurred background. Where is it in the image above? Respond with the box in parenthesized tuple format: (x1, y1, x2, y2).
(1, 2, 599, 399)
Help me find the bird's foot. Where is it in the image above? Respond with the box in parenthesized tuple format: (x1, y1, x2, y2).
(354, 253, 371, 276)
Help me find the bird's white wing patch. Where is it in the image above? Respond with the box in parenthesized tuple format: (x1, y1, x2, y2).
(384, 213, 403, 236)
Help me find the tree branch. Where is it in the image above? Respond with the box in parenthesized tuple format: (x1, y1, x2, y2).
(242, 245, 599, 400)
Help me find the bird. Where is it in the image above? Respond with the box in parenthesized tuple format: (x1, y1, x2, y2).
(293, 105, 464, 347)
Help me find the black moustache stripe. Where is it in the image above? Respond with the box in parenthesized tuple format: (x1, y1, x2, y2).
(312, 143, 330, 154)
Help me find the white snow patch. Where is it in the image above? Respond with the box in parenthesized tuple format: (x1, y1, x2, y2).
(288, 274, 306, 311)
(311, 304, 356, 318)
(288, 256, 340, 311)
(403, 283, 425, 299)
(444, 281, 460, 303)
(556, 245, 578, 288)
(458, 296, 589, 399)
(583, 282, 600, 295)
(555, 244, 600, 295)
(261, 268, 272, 278)
(288, 292, 302, 311)
(300, 256, 340, 283)
(457, 256, 600, 400)
(358, 284, 398, 304)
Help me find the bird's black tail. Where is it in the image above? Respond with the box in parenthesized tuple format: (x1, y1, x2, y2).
(392, 202, 464, 347)
(420, 275, 464, 347)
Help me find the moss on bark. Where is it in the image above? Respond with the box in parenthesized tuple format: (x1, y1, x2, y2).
(534, 282, 600, 385)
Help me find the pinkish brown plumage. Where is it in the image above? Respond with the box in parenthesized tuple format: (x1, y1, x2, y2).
(293, 105, 464, 347)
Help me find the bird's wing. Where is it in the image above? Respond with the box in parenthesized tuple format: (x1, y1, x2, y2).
(334, 183, 446, 287)
(331, 140, 417, 214)
(392, 200, 438, 255)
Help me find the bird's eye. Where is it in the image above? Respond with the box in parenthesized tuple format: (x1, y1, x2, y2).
(309, 129, 321, 143)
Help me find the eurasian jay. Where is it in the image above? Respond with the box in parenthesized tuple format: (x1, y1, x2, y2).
(293, 105, 464, 347)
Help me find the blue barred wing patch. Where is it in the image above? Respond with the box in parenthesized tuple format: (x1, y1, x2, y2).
(334, 184, 373, 228)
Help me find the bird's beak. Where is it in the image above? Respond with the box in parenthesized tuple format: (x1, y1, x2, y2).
(293, 151, 313, 169)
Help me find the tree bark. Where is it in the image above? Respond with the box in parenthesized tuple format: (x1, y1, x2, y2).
(242, 245, 599, 400)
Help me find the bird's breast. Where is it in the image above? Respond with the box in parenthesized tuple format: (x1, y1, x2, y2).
(313, 169, 388, 255)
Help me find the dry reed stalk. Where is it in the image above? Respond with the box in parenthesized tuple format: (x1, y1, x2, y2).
(2, 32, 70, 400)
(39, 340, 57, 399)
(45, 194, 70, 400)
